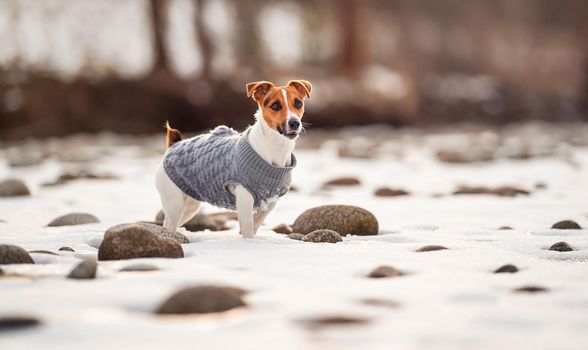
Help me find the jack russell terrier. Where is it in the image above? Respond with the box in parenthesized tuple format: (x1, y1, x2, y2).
(155, 80, 311, 238)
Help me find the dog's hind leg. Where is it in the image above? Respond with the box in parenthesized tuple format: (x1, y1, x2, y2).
(178, 198, 201, 227)
(155, 164, 186, 230)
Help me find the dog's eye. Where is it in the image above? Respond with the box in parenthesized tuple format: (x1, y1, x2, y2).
(271, 103, 281, 111)
(294, 99, 303, 109)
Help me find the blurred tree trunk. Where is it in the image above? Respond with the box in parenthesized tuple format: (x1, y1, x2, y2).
(233, 0, 262, 74)
(336, 0, 363, 78)
(149, 0, 171, 76)
(194, 0, 212, 81)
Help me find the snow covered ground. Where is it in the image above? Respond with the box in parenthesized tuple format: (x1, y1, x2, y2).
(1, 125, 587, 350)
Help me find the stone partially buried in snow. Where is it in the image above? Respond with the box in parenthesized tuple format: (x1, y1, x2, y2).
(551, 220, 582, 230)
(98, 224, 183, 261)
(494, 264, 519, 273)
(0, 245, 34, 264)
(0, 179, 31, 197)
(416, 245, 448, 252)
(549, 241, 574, 252)
(302, 229, 342, 243)
(156, 285, 247, 315)
(292, 205, 378, 236)
(0, 316, 41, 331)
(47, 212, 100, 227)
(322, 177, 361, 187)
(272, 223, 293, 235)
(367, 265, 405, 278)
(288, 233, 305, 241)
(67, 259, 97, 279)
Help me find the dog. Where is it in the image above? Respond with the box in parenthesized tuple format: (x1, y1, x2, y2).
(155, 80, 311, 238)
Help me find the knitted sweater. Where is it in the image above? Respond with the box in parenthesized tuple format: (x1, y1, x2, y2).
(163, 126, 296, 210)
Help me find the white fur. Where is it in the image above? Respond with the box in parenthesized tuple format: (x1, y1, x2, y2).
(155, 109, 297, 238)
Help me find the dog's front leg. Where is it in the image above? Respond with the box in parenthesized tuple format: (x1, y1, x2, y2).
(235, 185, 255, 238)
(253, 200, 276, 235)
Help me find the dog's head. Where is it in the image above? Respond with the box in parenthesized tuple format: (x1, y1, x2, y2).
(246, 80, 312, 140)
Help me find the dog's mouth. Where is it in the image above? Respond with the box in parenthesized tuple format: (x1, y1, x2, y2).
(277, 125, 299, 140)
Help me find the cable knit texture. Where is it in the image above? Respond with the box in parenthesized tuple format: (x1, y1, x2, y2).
(163, 126, 296, 210)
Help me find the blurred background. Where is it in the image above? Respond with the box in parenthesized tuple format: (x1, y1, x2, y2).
(1, 0, 588, 139)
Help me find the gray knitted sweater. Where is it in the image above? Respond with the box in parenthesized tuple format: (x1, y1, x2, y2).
(163, 126, 296, 210)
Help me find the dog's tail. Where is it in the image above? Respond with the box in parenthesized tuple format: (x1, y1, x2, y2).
(165, 121, 182, 148)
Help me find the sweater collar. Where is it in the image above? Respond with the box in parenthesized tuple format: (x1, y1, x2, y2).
(234, 130, 296, 179)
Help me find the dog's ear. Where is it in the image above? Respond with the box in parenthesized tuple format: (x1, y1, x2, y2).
(287, 80, 312, 99)
(246, 81, 274, 103)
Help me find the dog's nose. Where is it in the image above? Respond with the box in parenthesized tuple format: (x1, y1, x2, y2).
(288, 118, 300, 130)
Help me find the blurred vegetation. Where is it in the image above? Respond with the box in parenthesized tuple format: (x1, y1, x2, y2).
(1, 0, 587, 139)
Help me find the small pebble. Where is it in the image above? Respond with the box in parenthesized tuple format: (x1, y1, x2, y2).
(272, 223, 293, 235)
(0, 179, 31, 197)
(0, 316, 41, 331)
(47, 213, 100, 227)
(549, 241, 573, 252)
(551, 220, 582, 230)
(513, 286, 549, 293)
(28, 250, 58, 256)
(360, 298, 399, 308)
(373, 187, 410, 197)
(367, 265, 405, 278)
(494, 264, 519, 273)
(416, 245, 448, 252)
(58, 247, 75, 252)
(300, 315, 370, 329)
(302, 229, 343, 243)
(288, 233, 305, 241)
(156, 285, 247, 315)
(498, 226, 513, 230)
(119, 264, 160, 272)
(322, 177, 361, 187)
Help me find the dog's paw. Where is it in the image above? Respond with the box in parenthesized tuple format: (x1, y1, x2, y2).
(240, 231, 255, 239)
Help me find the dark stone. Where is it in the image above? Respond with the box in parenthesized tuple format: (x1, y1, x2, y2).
(374, 187, 410, 197)
(288, 233, 305, 241)
(98, 224, 183, 261)
(0, 316, 41, 331)
(302, 229, 343, 243)
(549, 241, 573, 252)
(58, 247, 75, 252)
(135, 223, 189, 244)
(272, 223, 293, 235)
(513, 285, 549, 293)
(300, 315, 370, 329)
(119, 264, 160, 272)
(0, 245, 34, 264)
(535, 182, 547, 190)
(416, 245, 448, 252)
(67, 260, 97, 279)
(156, 285, 247, 315)
(494, 264, 519, 273)
(551, 220, 582, 230)
(0, 179, 31, 197)
(47, 213, 100, 227)
(498, 226, 513, 230)
(292, 205, 379, 236)
(367, 265, 405, 278)
(322, 177, 361, 187)
(453, 185, 530, 197)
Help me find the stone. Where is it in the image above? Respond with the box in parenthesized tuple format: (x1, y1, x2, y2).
(156, 285, 247, 315)
(28, 250, 58, 256)
(0, 179, 31, 197)
(67, 260, 97, 279)
(58, 247, 75, 252)
(272, 223, 293, 235)
(513, 286, 549, 293)
(551, 220, 582, 230)
(498, 226, 513, 230)
(302, 229, 343, 243)
(299, 315, 370, 329)
(98, 224, 183, 261)
(0, 245, 34, 264)
(374, 187, 410, 197)
(494, 264, 519, 273)
(453, 185, 530, 197)
(0, 316, 41, 331)
(360, 298, 400, 308)
(322, 177, 361, 187)
(367, 265, 405, 278)
(416, 245, 448, 252)
(119, 264, 160, 272)
(288, 233, 305, 241)
(47, 213, 100, 227)
(135, 223, 189, 244)
(292, 205, 379, 236)
(549, 241, 573, 252)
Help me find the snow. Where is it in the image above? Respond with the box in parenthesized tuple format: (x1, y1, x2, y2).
(1, 127, 587, 350)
